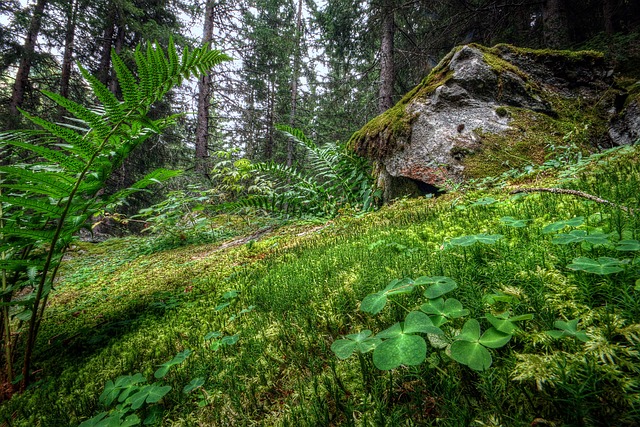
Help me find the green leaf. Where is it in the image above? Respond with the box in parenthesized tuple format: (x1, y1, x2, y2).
(204, 331, 222, 341)
(421, 276, 458, 299)
(382, 278, 415, 296)
(456, 319, 481, 342)
(183, 377, 205, 394)
(154, 349, 193, 379)
(332, 330, 381, 359)
(615, 239, 640, 251)
(144, 384, 172, 403)
(449, 234, 503, 247)
(372, 334, 427, 370)
(331, 339, 358, 360)
(479, 327, 512, 348)
(450, 340, 492, 371)
(542, 216, 584, 234)
(546, 318, 589, 342)
(485, 312, 532, 334)
(567, 257, 627, 275)
(420, 297, 469, 322)
(552, 230, 611, 245)
(499, 216, 528, 228)
(220, 334, 239, 346)
(403, 310, 443, 335)
(120, 414, 141, 427)
(360, 291, 387, 315)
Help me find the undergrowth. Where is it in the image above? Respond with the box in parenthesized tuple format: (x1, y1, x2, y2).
(1, 144, 639, 426)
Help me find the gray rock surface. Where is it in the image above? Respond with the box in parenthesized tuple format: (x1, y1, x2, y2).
(351, 44, 637, 202)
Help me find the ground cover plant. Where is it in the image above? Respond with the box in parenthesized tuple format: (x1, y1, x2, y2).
(0, 144, 639, 426)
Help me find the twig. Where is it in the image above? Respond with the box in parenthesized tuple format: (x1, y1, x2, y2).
(510, 187, 636, 215)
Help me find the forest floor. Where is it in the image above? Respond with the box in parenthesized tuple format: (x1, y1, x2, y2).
(2, 144, 640, 426)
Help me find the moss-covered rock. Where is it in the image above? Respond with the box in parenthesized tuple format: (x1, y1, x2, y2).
(349, 44, 621, 202)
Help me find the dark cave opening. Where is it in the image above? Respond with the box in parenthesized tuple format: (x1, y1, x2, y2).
(411, 179, 445, 197)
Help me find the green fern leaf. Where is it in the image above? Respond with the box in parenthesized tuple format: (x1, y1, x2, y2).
(39, 91, 111, 139)
(78, 65, 125, 124)
(4, 139, 86, 173)
(1, 227, 56, 242)
(0, 196, 64, 217)
(111, 51, 140, 108)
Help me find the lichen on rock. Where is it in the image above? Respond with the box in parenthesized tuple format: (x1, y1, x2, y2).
(349, 43, 625, 202)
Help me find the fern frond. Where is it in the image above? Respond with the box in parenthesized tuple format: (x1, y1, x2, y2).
(1, 227, 55, 242)
(4, 139, 86, 173)
(0, 167, 76, 198)
(0, 196, 64, 217)
(111, 51, 140, 108)
(106, 168, 182, 207)
(78, 65, 125, 124)
(39, 91, 111, 139)
(18, 113, 96, 161)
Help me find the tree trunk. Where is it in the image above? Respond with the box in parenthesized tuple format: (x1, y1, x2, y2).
(58, 0, 80, 121)
(195, 0, 216, 176)
(288, 0, 304, 167)
(378, 0, 395, 114)
(602, 0, 619, 35)
(109, 25, 126, 95)
(542, 0, 569, 48)
(97, 17, 115, 86)
(8, 0, 48, 127)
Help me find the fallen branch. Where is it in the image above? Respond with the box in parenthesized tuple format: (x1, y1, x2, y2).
(510, 187, 636, 215)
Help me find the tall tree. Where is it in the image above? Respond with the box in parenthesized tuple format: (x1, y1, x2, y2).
(542, 0, 570, 48)
(8, 0, 48, 129)
(377, 0, 395, 113)
(195, 0, 217, 176)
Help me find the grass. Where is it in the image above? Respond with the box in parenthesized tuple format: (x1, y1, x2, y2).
(2, 145, 640, 426)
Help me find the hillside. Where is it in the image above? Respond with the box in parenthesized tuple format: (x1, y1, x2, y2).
(2, 143, 639, 426)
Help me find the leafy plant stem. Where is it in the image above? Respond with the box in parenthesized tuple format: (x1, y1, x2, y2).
(0, 186, 12, 387)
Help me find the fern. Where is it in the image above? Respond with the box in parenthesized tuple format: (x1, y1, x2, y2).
(0, 37, 230, 391)
(223, 127, 375, 217)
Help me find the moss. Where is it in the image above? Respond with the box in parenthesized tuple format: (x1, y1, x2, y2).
(462, 96, 606, 179)
(490, 43, 605, 63)
(495, 106, 509, 117)
(347, 49, 458, 160)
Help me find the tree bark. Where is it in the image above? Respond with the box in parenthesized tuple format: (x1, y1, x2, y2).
(8, 0, 48, 126)
(602, 0, 619, 35)
(288, 0, 304, 167)
(542, 0, 569, 48)
(58, 0, 80, 121)
(378, 0, 395, 114)
(195, 0, 216, 176)
(97, 16, 115, 87)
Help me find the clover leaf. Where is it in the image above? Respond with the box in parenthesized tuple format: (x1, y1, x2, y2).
(499, 216, 529, 228)
(371, 311, 443, 370)
(546, 319, 589, 342)
(449, 319, 511, 371)
(567, 257, 627, 275)
(331, 330, 382, 360)
(542, 216, 584, 234)
(360, 278, 416, 314)
(551, 230, 611, 245)
(615, 239, 640, 251)
(154, 349, 193, 379)
(420, 297, 469, 326)
(415, 276, 458, 299)
(449, 234, 503, 247)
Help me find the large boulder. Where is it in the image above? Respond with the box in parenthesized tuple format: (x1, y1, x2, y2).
(349, 44, 636, 202)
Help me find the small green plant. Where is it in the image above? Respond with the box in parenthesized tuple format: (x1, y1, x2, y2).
(223, 125, 376, 217)
(0, 38, 230, 390)
(335, 275, 529, 371)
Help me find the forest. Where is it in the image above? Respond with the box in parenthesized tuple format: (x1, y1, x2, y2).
(1, 0, 640, 425)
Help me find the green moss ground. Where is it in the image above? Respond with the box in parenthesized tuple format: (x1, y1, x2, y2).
(2, 144, 640, 426)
